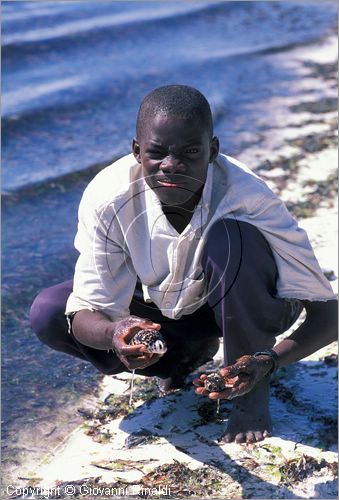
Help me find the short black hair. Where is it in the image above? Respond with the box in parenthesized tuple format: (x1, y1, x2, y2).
(136, 85, 213, 139)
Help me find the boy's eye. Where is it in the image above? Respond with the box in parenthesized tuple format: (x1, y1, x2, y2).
(185, 148, 199, 154)
(148, 150, 165, 157)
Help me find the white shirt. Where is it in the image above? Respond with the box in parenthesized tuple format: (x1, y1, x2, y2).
(66, 153, 335, 321)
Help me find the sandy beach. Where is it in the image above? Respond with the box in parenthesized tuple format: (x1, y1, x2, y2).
(3, 32, 337, 500)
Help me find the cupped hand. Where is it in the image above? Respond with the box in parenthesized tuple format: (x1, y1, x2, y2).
(112, 315, 163, 371)
(193, 354, 273, 400)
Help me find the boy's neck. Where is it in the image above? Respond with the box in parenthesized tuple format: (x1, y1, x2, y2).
(161, 194, 200, 234)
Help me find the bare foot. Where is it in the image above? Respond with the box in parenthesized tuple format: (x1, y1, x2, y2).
(219, 378, 272, 444)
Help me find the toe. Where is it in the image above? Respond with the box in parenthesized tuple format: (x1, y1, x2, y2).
(235, 432, 246, 444)
(254, 430, 264, 442)
(246, 431, 256, 444)
(254, 430, 265, 442)
(219, 432, 234, 443)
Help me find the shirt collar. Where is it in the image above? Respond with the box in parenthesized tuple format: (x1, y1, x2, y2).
(200, 162, 213, 211)
(142, 162, 214, 233)
(187, 162, 213, 233)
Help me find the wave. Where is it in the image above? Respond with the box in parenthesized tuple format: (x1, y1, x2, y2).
(3, 33, 322, 119)
(3, 2, 335, 65)
(2, 1, 337, 192)
(3, 2, 222, 45)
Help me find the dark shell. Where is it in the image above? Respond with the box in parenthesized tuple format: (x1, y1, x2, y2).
(130, 329, 167, 354)
(204, 373, 227, 392)
(204, 372, 236, 392)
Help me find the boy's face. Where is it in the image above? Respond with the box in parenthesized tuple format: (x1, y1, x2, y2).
(132, 114, 219, 207)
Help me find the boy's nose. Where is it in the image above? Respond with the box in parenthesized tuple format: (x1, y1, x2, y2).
(160, 154, 183, 172)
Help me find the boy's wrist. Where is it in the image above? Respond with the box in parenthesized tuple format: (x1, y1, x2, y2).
(253, 349, 279, 375)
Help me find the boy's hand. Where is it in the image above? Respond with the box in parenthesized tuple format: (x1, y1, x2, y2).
(193, 354, 273, 399)
(112, 315, 163, 371)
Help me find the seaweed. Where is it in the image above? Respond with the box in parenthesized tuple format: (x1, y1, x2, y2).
(91, 459, 156, 472)
(323, 354, 338, 366)
(279, 454, 337, 485)
(124, 429, 160, 449)
(141, 461, 224, 498)
(289, 97, 337, 115)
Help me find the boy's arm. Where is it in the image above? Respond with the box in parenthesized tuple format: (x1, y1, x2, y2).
(194, 298, 337, 399)
(71, 309, 162, 370)
(71, 309, 120, 351)
(270, 299, 337, 366)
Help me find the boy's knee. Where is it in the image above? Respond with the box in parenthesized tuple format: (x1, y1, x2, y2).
(30, 287, 67, 346)
(203, 218, 242, 266)
(203, 218, 271, 267)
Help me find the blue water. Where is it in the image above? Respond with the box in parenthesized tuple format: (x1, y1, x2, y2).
(2, 1, 337, 191)
(1, 0, 337, 477)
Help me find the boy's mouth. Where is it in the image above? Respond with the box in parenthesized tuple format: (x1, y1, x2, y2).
(155, 176, 187, 188)
(158, 180, 185, 187)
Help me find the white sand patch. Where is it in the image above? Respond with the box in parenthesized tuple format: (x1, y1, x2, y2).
(280, 148, 337, 204)
(32, 346, 337, 498)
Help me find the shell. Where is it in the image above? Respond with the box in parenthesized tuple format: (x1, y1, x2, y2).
(129, 329, 167, 354)
(204, 372, 237, 392)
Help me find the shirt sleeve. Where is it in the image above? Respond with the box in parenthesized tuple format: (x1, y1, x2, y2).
(65, 188, 137, 321)
(244, 192, 336, 301)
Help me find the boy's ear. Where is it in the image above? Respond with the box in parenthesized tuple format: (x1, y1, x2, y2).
(132, 138, 141, 163)
(209, 136, 220, 162)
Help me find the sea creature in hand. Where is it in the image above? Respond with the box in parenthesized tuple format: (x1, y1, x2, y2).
(203, 371, 238, 392)
(129, 329, 167, 354)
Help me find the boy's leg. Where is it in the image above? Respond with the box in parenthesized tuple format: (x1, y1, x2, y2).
(29, 280, 125, 374)
(202, 219, 302, 443)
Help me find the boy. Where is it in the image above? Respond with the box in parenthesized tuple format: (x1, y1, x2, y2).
(30, 85, 337, 444)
